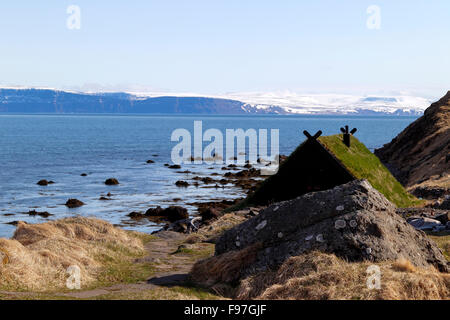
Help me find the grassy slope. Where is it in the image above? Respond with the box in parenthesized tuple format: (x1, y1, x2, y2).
(318, 135, 421, 208)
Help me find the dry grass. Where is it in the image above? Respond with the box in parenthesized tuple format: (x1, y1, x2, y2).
(190, 243, 262, 287)
(184, 213, 247, 245)
(392, 258, 416, 273)
(235, 252, 450, 300)
(0, 217, 145, 292)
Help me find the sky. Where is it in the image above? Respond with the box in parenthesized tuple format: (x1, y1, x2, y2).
(1, 1, 449, 98)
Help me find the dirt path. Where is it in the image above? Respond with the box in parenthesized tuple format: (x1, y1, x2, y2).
(60, 231, 201, 299)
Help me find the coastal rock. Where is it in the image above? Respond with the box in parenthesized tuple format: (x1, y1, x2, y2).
(146, 160, 155, 164)
(168, 165, 181, 169)
(215, 180, 449, 277)
(37, 179, 54, 186)
(199, 208, 220, 222)
(27, 210, 52, 218)
(128, 211, 145, 219)
(65, 199, 85, 208)
(145, 206, 189, 222)
(105, 178, 119, 185)
(80, 173, 88, 177)
(175, 180, 189, 187)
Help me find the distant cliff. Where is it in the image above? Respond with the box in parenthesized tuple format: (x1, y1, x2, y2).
(0, 89, 285, 114)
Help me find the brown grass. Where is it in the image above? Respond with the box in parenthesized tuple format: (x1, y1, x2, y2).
(184, 213, 247, 245)
(392, 258, 416, 273)
(190, 243, 262, 287)
(0, 217, 144, 292)
(235, 252, 450, 300)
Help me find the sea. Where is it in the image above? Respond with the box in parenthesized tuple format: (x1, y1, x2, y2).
(0, 114, 418, 238)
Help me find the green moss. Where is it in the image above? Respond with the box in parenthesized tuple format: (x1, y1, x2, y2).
(318, 135, 421, 208)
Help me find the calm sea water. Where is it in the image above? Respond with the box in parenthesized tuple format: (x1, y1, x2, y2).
(0, 114, 417, 238)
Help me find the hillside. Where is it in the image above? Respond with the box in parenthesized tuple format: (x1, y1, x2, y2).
(375, 91, 450, 187)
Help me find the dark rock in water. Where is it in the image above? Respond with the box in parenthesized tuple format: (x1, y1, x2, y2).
(168, 165, 181, 169)
(65, 199, 85, 208)
(37, 179, 54, 186)
(175, 180, 189, 187)
(215, 180, 449, 275)
(145, 206, 164, 217)
(145, 206, 188, 222)
(99, 196, 111, 201)
(146, 160, 155, 164)
(80, 173, 88, 177)
(5, 221, 22, 226)
(200, 208, 220, 222)
(27, 210, 52, 218)
(105, 178, 119, 185)
(128, 211, 145, 219)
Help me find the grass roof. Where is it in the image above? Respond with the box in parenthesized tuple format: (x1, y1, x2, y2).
(318, 135, 421, 207)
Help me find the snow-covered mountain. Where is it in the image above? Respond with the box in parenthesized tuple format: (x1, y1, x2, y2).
(0, 87, 432, 115)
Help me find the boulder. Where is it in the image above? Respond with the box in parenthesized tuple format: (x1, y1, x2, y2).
(27, 210, 52, 218)
(145, 206, 189, 222)
(128, 211, 145, 219)
(105, 178, 119, 185)
(37, 179, 54, 186)
(146, 160, 155, 164)
(175, 180, 189, 187)
(200, 208, 221, 222)
(65, 199, 85, 208)
(215, 180, 449, 276)
(407, 217, 443, 231)
(168, 165, 181, 169)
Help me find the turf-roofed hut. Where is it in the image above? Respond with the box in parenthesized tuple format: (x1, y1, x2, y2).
(241, 128, 420, 208)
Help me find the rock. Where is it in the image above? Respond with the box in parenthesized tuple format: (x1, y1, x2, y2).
(80, 173, 88, 177)
(163, 206, 189, 222)
(105, 178, 119, 185)
(146, 160, 155, 164)
(27, 210, 52, 218)
(215, 180, 449, 276)
(65, 199, 85, 208)
(128, 211, 145, 219)
(175, 180, 189, 187)
(37, 179, 54, 186)
(99, 196, 111, 201)
(145, 206, 189, 223)
(168, 165, 181, 169)
(439, 196, 450, 210)
(145, 206, 164, 217)
(200, 208, 220, 222)
(5, 221, 22, 226)
(435, 212, 450, 224)
(164, 218, 201, 234)
(407, 217, 443, 231)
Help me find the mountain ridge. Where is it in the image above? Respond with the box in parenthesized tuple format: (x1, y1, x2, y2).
(0, 88, 428, 115)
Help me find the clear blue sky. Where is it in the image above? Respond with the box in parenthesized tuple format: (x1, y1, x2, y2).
(1, 1, 449, 96)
